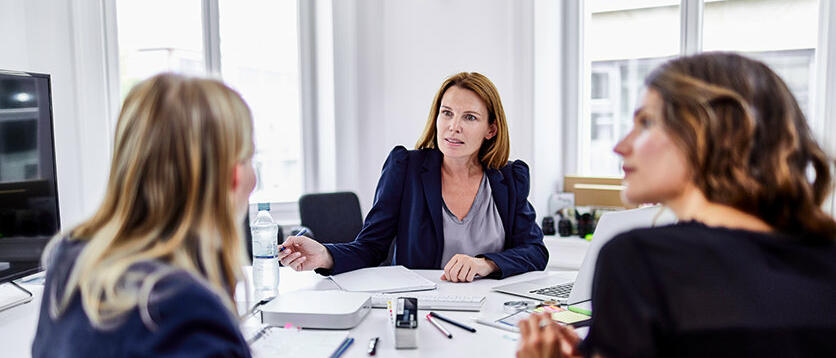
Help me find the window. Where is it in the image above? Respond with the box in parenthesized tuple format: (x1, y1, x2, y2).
(114, 0, 304, 204)
(583, 0, 680, 176)
(116, 0, 205, 99)
(703, 0, 819, 116)
(580, 0, 820, 177)
(218, 0, 303, 204)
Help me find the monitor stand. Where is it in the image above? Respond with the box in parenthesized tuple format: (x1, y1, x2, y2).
(0, 281, 34, 313)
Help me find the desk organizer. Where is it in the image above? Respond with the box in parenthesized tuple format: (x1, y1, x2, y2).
(387, 296, 418, 349)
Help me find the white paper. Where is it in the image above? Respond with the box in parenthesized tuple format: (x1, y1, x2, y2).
(330, 265, 437, 293)
(250, 327, 348, 358)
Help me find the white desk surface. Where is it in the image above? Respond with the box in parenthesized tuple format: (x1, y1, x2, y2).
(0, 240, 589, 358)
(0, 281, 43, 358)
(238, 268, 578, 358)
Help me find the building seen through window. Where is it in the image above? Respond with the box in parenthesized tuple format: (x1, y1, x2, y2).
(115, 0, 303, 204)
(584, 0, 818, 177)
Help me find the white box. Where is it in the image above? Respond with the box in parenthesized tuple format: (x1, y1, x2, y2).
(261, 290, 371, 329)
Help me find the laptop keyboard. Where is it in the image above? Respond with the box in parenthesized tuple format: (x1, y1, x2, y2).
(529, 282, 573, 298)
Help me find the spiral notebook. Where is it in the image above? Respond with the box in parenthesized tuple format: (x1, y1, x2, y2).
(248, 326, 349, 358)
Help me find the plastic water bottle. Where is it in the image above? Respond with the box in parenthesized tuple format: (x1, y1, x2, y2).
(251, 204, 279, 300)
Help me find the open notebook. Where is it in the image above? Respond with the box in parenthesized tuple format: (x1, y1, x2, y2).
(330, 265, 437, 293)
(249, 326, 349, 358)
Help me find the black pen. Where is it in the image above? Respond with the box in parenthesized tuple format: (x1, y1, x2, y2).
(429, 311, 477, 333)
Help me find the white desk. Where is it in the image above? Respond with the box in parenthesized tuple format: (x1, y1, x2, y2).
(0, 279, 43, 358)
(237, 268, 577, 358)
(0, 241, 589, 357)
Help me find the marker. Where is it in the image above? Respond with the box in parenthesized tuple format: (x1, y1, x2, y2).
(429, 311, 477, 333)
(279, 228, 308, 252)
(330, 337, 354, 358)
(567, 306, 592, 316)
(426, 314, 452, 338)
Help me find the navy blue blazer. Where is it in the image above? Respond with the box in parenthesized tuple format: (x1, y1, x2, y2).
(320, 146, 548, 279)
(32, 237, 250, 358)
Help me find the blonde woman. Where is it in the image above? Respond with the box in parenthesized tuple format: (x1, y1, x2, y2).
(32, 74, 256, 357)
(279, 72, 547, 281)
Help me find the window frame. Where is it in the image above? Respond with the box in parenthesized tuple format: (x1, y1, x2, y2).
(103, 0, 336, 224)
(563, 0, 836, 215)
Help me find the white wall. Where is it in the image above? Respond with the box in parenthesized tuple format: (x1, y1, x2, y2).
(0, 0, 112, 230)
(332, 0, 549, 219)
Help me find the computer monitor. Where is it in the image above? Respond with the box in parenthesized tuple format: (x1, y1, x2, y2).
(0, 70, 60, 300)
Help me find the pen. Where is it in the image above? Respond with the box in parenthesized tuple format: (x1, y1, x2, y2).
(239, 297, 272, 321)
(474, 316, 519, 333)
(367, 337, 379, 356)
(426, 313, 453, 338)
(429, 311, 477, 333)
(330, 337, 354, 358)
(567, 306, 592, 316)
(280, 228, 307, 252)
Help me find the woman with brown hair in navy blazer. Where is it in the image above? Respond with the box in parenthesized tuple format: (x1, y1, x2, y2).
(280, 72, 548, 281)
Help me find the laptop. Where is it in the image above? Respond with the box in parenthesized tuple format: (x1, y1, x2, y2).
(492, 206, 677, 306)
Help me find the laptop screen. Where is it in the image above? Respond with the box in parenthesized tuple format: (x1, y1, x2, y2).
(567, 206, 677, 305)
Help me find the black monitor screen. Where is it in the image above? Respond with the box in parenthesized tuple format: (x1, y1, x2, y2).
(0, 71, 60, 284)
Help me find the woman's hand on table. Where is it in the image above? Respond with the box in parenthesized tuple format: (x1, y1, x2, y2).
(440, 254, 497, 282)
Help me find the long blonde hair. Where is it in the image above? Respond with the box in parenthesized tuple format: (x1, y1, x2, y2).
(47, 73, 254, 327)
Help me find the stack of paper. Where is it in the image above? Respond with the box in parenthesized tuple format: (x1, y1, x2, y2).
(330, 265, 437, 293)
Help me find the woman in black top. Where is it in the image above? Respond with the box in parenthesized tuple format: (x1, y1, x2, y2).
(516, 53, 836, 358)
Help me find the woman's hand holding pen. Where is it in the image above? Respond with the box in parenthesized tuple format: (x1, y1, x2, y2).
(278, 234, 334, 271)
(440, 254, 497, 282)
(516, 312, 582, 358)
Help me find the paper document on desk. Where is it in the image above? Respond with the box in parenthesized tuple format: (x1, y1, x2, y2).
(249, 326, 348, 358)
(330, 265, 437, 293)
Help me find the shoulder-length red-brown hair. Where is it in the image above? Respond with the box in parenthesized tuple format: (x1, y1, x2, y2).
(415, 72, 510, 169)
(646, 52, 836, 241)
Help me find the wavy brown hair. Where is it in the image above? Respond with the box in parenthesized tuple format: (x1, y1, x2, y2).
(646, 52, 836, 241)
(416, 72, 510, 169)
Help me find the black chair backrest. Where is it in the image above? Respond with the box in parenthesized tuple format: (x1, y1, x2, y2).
(243, 213, 253, 261)
(298, 192, 364, 244)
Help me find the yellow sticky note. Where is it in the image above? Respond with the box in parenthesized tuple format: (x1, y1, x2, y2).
(551, 310, 590, 324)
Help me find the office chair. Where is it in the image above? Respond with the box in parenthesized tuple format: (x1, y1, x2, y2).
(298, 192, 396, 266)
(243, 213, 253, 262)
(298, 192, 364, 244)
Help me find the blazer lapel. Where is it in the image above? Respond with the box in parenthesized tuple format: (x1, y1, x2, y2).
(487, 168, 511, 242)
(421, 150, 444, 264)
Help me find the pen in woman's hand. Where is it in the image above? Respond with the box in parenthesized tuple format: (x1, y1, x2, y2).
(280, 228, 308, 252)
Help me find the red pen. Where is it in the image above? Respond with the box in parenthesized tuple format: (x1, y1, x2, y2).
(426, 313, 452, 338)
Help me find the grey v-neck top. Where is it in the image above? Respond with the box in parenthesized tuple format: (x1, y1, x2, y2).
(440, 173, 506, 267)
